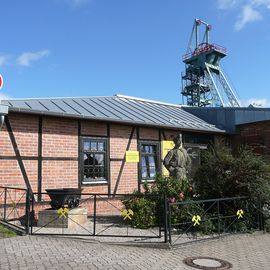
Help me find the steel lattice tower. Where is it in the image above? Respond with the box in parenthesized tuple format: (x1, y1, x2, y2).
(181, 19, 240, 107)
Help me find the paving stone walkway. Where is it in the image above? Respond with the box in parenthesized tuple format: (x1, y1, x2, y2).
(0, 233, 269, 269)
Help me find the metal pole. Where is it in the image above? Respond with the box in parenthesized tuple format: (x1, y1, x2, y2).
(258, 198, 263, 231)
(158, 196, 162, 238)
(93, 195, 97, 236)
(206, 28, 209, 44)
(3, 188, 7, 221)
(31, 193, 34, 235)
(195, 20, 199, 49)
(168, 204, 172, 244)
(217, 201, 220, 236)
(25, 189, 30, 235)
(164, 195, 168, 243)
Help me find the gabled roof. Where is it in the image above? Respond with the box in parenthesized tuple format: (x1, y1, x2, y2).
(1, 94, 224, 133)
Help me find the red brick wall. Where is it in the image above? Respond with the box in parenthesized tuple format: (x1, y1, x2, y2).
(0, 121, 14, 156)
(42, 160, 78, 190)
(139, 127, 159, 141)
(42, 117, 78, 158)
(0, 112, 217, 196)
(81, 120, 107, 136)
(235, 121, 270, 157)
(110, 125, 138, 194)
(0, 114, 39, 189)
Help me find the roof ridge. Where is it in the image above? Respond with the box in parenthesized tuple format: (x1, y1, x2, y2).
(114, 94, 182, 108)
(4, 95, 112, 101)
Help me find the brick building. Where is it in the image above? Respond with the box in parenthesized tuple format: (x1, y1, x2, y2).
(0, 94, 225, 196)
(183, 106, 270, 158)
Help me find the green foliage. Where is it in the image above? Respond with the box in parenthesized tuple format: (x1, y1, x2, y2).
(193, 145, 270, 201)
(122, 192, 158, 229)
(193, 145, 270, 233)
(122, 146, 270, 234)
(150, 174, 193, 201)
(122, 174, 193, 229)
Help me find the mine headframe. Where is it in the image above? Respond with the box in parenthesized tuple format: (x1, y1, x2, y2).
(181, 19, 240, 107)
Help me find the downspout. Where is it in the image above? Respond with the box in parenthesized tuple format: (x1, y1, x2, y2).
(0, 103, 8, 130)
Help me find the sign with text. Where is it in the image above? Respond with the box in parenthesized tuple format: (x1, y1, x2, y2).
(125, 151, 139, 163)
(185, 145, 201, 177)
(161, 140, 175, 176)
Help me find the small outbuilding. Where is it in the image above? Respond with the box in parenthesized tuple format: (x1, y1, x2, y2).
(0, 94, 225, 197)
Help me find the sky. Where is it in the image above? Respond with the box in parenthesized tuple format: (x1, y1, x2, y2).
(0, 0, 270, 106)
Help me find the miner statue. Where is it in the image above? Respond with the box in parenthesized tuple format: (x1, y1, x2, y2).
(163, 134, 191, 181)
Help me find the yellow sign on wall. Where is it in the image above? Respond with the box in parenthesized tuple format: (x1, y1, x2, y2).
(126, 151, 140, 163)
(162, 140, 175, 176)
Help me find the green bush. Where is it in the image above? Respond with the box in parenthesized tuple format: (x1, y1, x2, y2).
(193, 145, 270, 201)
(122, 193, 158, 229)
(122, 146, 270, 233)
(122, 175, 193, 229)
(193, 145, 270, 233)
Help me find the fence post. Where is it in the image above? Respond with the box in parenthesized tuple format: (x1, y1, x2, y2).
(93, 195, 96, 236)
(25, 189, 30, 235)
(3, 187, 7, 221)
(217, 200, 220, 236)
(164, 194, 168, 243)
(258, 198, 264, 231)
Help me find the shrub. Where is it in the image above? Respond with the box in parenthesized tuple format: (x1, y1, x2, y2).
(122, 191, 158, 229)
(193, 145, 270, 201)
(193, 145, 270, 233)
(122, 174, 193, 229)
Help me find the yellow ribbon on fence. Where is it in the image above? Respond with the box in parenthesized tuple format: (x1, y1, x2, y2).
(236, 209, 244, 219)
(11, 201, 17, 210)
(57, 208, 69, 219)
(192, 215, 201, 226)
(122, 209, 134, 220)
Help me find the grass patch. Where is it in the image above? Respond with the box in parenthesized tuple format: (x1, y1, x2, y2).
(0, 224, 17, 238)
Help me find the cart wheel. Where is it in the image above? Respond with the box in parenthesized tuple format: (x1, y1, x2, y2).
(74, 198, 80, 208)
(68, 198, 75, 208)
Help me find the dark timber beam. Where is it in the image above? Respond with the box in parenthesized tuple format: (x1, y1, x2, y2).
(37, 116, 42, 201)
(4, 116, 33, 194)
(107, 123, 111, 195)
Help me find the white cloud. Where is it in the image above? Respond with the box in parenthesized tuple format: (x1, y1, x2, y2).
(0, 92, 10, 100)
(217, 0, 270, 30)
(217, 0, 239, 10)
(252, 0, 270, 9)
(234, 4, 263, 31)
(0, 55, 10, 67)
(241, 98, 270, 107)
(17, 50, 50, 67)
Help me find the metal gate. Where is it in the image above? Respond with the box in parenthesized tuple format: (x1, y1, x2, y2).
(0, 186, 30, 234)
(29, 192, 165, 243)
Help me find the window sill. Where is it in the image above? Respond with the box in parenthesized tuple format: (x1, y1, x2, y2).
(82, 180, 108, 186)
(140, 179, 156, 183)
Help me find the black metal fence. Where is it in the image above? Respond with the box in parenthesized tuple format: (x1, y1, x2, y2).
(0, 186, 30, 234)
(0, 186, 266, 246)
(29, 192, 165, 243)
(167, 196, 264, 246)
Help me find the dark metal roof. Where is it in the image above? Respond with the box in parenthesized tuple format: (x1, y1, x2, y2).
(1, 94, 224, 133)
(183, 106, 270, 133)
